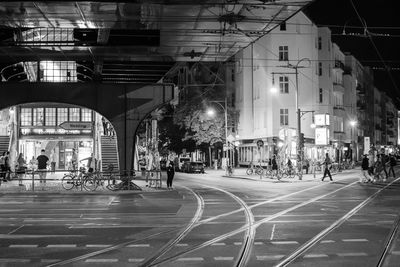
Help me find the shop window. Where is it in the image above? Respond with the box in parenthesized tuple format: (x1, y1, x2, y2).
(81, 109, 92, 122)
(69, 108, 80, 121)
(33, 108, 44, 126)
(57, 108, 68, 125)
(20, 108, 32, 126)
(45, 108, 56, 126)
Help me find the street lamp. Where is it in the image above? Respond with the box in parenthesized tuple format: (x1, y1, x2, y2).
(271, 58, 311, 179)
(349, 120, 357, 161)
(207, 98, 229, 175)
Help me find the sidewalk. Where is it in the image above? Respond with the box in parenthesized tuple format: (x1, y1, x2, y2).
(204, 167, 360, 183)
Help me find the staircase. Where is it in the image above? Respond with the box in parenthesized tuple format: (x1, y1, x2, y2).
(100, 136, 119, 171)
(0, 135, 10, 154)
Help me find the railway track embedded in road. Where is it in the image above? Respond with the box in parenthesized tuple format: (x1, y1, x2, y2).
(376, 212, 400, 267)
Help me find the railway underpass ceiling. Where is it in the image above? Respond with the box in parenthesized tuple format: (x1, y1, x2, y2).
(0, 0, 314, 83)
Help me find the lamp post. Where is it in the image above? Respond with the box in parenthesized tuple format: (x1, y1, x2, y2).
(350, 120, 357, 161)
(207, 97, 229, 175)
(271, 58, 311, 179)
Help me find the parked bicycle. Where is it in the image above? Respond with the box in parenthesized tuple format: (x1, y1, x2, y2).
(246, 165, 264, 175)
(61, 167, 92, 191)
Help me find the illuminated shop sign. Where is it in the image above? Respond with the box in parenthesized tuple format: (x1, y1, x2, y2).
(314, 114, 330, 126)
(20, 128, 92, 136)
(315, 127, 329, 145)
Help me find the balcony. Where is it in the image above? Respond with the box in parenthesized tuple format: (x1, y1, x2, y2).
(333, 82, 345, 93)
(333, 60, 345, 71)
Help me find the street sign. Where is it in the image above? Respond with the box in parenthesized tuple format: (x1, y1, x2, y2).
(227, 134, 235, 143)
(59, 122, 92, 130)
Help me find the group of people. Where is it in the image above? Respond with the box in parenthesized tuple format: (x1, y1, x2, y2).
(360, 153, 397, 183)
(102, 117, 115, 136)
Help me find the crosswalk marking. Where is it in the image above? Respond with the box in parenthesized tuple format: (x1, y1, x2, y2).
(9, 244, 38, 248)
(271, 241, 299, 245)
(211, 242, 225, 246)
(304, 254, 328, 258)
(256, 255, 285, 260)
(234, 242, 242, 245)
(128, 258, 145, 262)
(214, 257, 234, 261)
(320, 240, 335, 244)
(46, 244, 77, 248)
(126, 244, 150, 247)
(254, 241, 263, 245)
(337, 252, 368, 257)
(176, 257, 204, 261)
(85, 259, 118, 263)
(86, 244, 110, 248)
(342, 238, 368, 242)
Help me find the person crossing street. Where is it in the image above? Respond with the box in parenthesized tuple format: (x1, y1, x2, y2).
(321, 153, 332, 181)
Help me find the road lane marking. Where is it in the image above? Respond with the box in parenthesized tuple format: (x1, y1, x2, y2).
(303, 254, 328, 258)
(271, 241, 299, 245)
(211, 242, 225, 246)
(9, 244, 38, 248)
(215, 257, 234, 260)
(0, 234, 85, 239)
(254, 241, 263, 245)
(86, 244, 111, 248)
(7, 225, 24, 235)
(342, 238, 368, 242)
(126, 244, 150, 247)
(234, 242, 242, 245)
(320, 240, 335, 244)
(47, 244, 77, 248)
(0, 259, 30, 263)
(175, 243, 188, 247)
(270, 224, 276, 240)
(41, 259, 60, 263)
(176, 257, 204, 261)
(85, 259, 119, 262)
(337, 252, 368, 257)
(257, 255, 285, 260)
(392, 251, 400, 255)
(129, 258, 145, 262)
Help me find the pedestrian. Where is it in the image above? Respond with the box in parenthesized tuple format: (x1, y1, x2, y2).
(272, 155, 278, 177)
(304, 158, 310, 174)
(4, 151, 11, 181)
(388, 154, 396, 178)
(166, 162, 175, 189)
(287, 158, 293, 175)
(50, 149, 56, 174)
(321, 153, 332, 181)
(102, 117, 108, 136)
(0, 152, 6, 182)
(16, 153, 27, 186)
(380, 153, 389, 181)
(360, 154, 373, 183)
(71, 148, 78, 171)
(373, 155, 383, 183)
(36, 149, 49, 183)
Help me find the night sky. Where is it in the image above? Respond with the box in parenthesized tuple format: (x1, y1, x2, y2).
(304, 0, 400, 106)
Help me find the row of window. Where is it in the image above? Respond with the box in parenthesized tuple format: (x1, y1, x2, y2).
(20, 107, 92, 126)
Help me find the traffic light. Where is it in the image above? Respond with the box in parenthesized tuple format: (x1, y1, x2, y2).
(299, 133, 305, 149)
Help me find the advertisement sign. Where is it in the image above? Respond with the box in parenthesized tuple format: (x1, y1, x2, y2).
(315, 127, 329, 145)
(364, 137, 370, 155)
(315, 114, 330, 126)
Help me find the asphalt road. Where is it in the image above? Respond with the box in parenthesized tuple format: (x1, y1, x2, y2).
(0, 168, 399, 267)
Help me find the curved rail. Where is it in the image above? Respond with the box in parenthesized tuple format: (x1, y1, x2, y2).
(138, 186, 204, 266)
(376, 212, 400, 267)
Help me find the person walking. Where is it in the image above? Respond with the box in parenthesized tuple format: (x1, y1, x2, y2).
(303, 158, 310, 174)
(272, 155, 278, 178)
(37, 149, 49, 183)
(360, 154, 373, 183)
(16, 153, 27, 186)
(50, 150, 56, 174)
(380, 153, 389, 181)
(373, 155, 384, 183)
(166, 162, 175, 189)
(388, 154, 397, 178)
(0, 152, 6, 182)
(321, 153, 333, 181)
(4, 151, 11, 181)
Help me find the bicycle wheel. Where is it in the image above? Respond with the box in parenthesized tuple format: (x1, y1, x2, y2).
(255, 167, 263, 175)
(105, 175, 117, 191)
(61, 175, 75, 190)
(246, 168, 253, 175)
(83, 175, 97, 191)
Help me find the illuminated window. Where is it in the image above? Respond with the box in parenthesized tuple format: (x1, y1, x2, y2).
(33, 108, 44, 126)
(81, 109, 92, 122)
(57, 108, 68, 125)
(69, 108, 80, 121)
(40, 61, 77, 82)
(45, 108, 56, 126)
(20, 108, 32, 126)
(280, 108, 289, 126)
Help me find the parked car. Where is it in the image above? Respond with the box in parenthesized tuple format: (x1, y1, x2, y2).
(182, 161, 205, 173)
(177, 157, 190, 171)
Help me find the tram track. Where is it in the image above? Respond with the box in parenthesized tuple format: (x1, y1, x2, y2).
(376, 212, 400, 267)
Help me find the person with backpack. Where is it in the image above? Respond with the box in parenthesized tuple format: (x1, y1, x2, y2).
(388, 154, 397, 178)
(321, 153, 332, 181)
(361, 154, 373, 183)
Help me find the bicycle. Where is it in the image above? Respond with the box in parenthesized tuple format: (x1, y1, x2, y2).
(61, 167, 92, 191)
